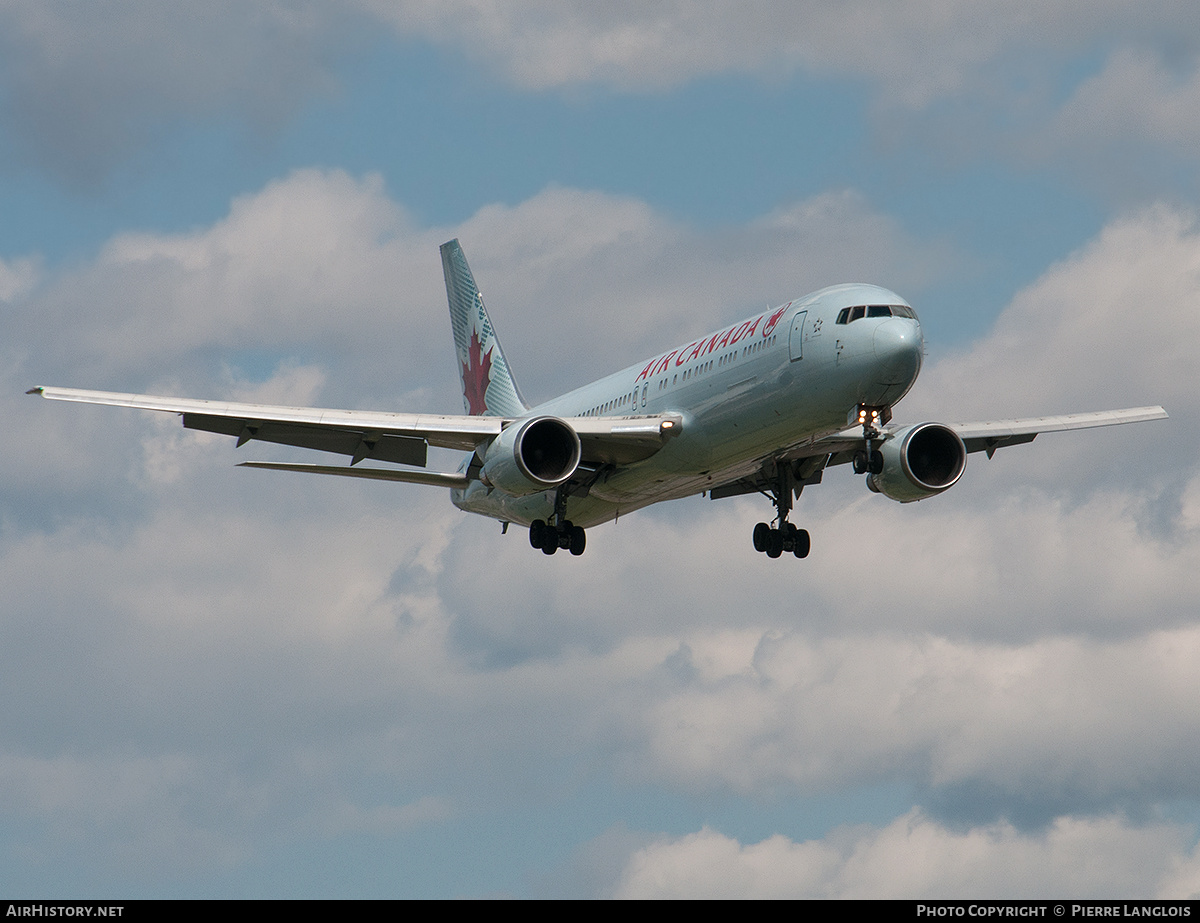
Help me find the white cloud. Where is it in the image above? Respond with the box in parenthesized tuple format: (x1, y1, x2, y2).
(0, 751, 250, 876)
(14, 169, 444, 401)
(4, 1, 1200, 185)
(0, 0, 349, 184)
(577, 204, 1200, 810)
(7, 176, 1200, 893)
(1053, 49, 1200, 155)
(627, 623, 1200, 810)
(895, 203, 1194, 514)
(0, 254, 39, 302)
(365, 1, 1200, 104)
(612, 812, 1200, 898)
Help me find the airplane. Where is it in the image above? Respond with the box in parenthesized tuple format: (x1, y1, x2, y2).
(28, 239, 1168, 559)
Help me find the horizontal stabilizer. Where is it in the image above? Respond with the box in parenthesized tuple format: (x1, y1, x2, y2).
(238, 462, 468, 488)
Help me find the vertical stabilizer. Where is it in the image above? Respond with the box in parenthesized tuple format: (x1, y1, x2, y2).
(441, 239, 528, 417)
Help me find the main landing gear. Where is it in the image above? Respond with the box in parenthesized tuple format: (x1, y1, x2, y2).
(752, 520, 810, 559)
(528, 485, 587, 556)
(751, 460, 811, 560)
(529, 518, 586, 556)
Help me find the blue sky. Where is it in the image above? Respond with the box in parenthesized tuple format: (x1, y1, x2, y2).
(4, 1, 1200, 898)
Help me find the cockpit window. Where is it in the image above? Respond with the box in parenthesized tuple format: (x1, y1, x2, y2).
(834, 304, 918, 324)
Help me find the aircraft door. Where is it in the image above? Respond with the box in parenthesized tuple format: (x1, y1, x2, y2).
(789, 310, 808, 361)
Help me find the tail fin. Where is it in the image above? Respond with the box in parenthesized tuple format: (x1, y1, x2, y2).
(441, 239, 528, 417)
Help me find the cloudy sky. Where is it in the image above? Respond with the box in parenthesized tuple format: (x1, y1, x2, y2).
(3, 1, 1199, 899)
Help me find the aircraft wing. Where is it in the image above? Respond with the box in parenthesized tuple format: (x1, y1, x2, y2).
(943, 406, 1170, 457)
(27, 386, 682, 471)
(817, 405, 1169, 467)
(709, 406, 1168, 501)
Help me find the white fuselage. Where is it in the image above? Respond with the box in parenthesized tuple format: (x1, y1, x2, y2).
(451, 283, 925, 528)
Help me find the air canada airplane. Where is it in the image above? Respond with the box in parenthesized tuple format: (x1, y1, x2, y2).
(30, 240, 1167, 559)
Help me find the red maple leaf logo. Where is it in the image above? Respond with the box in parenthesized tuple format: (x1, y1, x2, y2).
(461, 329, 493, 415)
(762, 304, 789, 337)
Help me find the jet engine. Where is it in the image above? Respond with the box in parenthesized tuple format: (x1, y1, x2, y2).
(866, 422, 966, 502)
(479, 416, 582, 496)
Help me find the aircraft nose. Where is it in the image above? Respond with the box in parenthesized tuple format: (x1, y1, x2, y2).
(873, 317, 923, 385)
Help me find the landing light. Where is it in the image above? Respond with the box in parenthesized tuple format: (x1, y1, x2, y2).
(853, 407, 881, 425)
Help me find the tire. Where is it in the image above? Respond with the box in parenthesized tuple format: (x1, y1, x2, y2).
(766, 529, 784, 558)
(853, 451, 867, 474)
(869, 450, 884, 475)
(569, 526, 586, 556)
(542, 539, 558, 555)
(529, 519, 546, 549)
(792, 529, 811, 558)
(752, 522, 772, 552)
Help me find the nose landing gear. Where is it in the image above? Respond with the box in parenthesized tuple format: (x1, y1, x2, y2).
(852, 449, 883, 475)
(851, 403, 889, 475)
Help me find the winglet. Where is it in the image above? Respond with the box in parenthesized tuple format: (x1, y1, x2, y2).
(440, 239, 528, 417)
(25, 387, 43, 395)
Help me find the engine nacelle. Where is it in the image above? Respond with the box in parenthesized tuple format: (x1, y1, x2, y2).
(866, 422, 966, 502)
(479, 415, 582, 496)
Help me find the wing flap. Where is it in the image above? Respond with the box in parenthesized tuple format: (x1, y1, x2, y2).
(183, 414, 428, 467)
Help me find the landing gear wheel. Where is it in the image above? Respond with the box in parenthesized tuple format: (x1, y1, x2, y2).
(752, 460, 814, 561)
(854, 449, 884, 474)
(535, 486, 585, 557)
